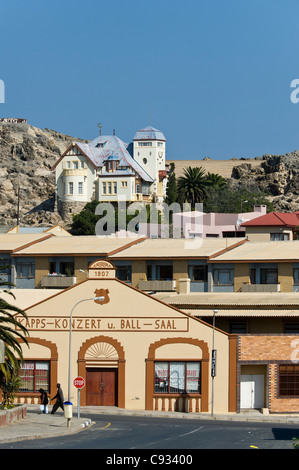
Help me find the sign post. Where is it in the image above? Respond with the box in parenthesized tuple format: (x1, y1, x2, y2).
(73, 376, 85, 418)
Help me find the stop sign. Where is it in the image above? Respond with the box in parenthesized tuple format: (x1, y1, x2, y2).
(73, 376, 85, 389)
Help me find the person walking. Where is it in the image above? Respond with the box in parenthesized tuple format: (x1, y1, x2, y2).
(51, 383, 64, 414)
(38, 388, 49, 414)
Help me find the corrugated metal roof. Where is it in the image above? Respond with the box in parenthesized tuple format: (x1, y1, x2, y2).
(210, 240, 299, 262)
(153, 292, 299, 306)
(109, 238, 246, 258)
(184, 309, 299, 317)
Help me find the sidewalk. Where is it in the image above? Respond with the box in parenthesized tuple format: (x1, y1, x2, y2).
(1, 405, 299, 444)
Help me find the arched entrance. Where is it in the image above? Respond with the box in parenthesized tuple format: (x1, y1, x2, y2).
(78, 336, 125, 407)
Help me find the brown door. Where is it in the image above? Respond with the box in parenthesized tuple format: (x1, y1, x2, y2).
(86, 368, 118, 406)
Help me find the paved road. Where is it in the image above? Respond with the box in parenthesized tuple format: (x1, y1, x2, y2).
(1, 413, 298, 450)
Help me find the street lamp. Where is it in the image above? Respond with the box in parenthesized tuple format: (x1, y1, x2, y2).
(240, 200, 248, 213)
(211, 308, 218, 417)
(68, 296, 104, 403)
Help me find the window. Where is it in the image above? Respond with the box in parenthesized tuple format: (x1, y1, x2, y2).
(50, 261, 74, 276)
(121, 181, 128, 188)
(67, 161, 71, 169)
(279, 365, 299, 396)
(157, 142, 163, 147)
(213, 268, 233, 285)
(78, 182, 83, 194)
(16, 262, 34, 278)
(102, 182, 107, 195)
(154, 362, 201, 394)
(229, 322, 247, 334)
(191, 265, 207, 282)
(284, 323, 299, 333)
(108, 182, 112, 194)
(294, 268, 299, 285)
(270, 233, 289, 241)
(73, 161, 79, 169)
(138, 142, 152, 147)
(19, 361, 50, 393)
(113, 182, 117, 194)
(81, 161, 85, 169)
(136, 184, 141, 193)
(116, 266, 132, 282)
(156, 265, 173, 280)
(260, 268, 278, 284)
(68, 182, 73, 195)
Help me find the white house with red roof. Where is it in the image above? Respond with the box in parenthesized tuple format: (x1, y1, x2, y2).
(52, 126, 167, 220)
(241, 211, 299, 241)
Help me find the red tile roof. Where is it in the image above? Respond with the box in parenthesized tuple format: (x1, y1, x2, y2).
(241, 212, 299, 227)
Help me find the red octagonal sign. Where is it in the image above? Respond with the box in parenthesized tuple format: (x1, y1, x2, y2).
(73, 376, 85, 389)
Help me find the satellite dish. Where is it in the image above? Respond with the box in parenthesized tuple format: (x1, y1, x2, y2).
(236, 218, 244, 229)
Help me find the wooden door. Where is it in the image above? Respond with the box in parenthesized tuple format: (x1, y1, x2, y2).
(86, 368, 118, 406)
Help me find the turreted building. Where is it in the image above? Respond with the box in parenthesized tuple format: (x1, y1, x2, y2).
(52, 125, 167, 221)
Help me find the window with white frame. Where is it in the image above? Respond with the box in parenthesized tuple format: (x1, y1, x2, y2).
(68, 182, 73, 195)
(270, 232, 289, 241)
(102, 182, 107, 195)
(78, 182, 83, 194)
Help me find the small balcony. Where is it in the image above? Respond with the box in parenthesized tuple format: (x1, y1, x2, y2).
(138, 279, 176, 291)
(41, 275, 77, 288)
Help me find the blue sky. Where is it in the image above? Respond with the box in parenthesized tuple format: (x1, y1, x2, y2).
(1, 0, 299, 160)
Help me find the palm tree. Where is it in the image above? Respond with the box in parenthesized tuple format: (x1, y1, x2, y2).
(206, 172, 227, 190)
(177, 166, 208, 206)
(0, 274, 29, 381)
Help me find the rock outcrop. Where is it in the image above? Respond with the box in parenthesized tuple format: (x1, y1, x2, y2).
(1, 120, 299, 230)
(0, 121, 87, 227)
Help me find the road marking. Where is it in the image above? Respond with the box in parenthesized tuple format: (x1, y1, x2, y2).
(100, 422, 111, 429)
(179, 426, 204, 437)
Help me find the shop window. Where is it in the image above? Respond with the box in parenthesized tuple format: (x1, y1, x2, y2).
(279, 364, 299, 396)
(154, 362, 201, 394)
(19, 361, 50, 393)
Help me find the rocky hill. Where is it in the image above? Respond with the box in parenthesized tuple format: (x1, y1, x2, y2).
(0, 121, 298, 229)
(0, 121, 88, 227)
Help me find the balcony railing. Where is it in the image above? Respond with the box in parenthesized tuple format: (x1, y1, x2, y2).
(41, 275, 77, 288)
(138, 280, 176, 291)
(242, 283, 280, 293)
